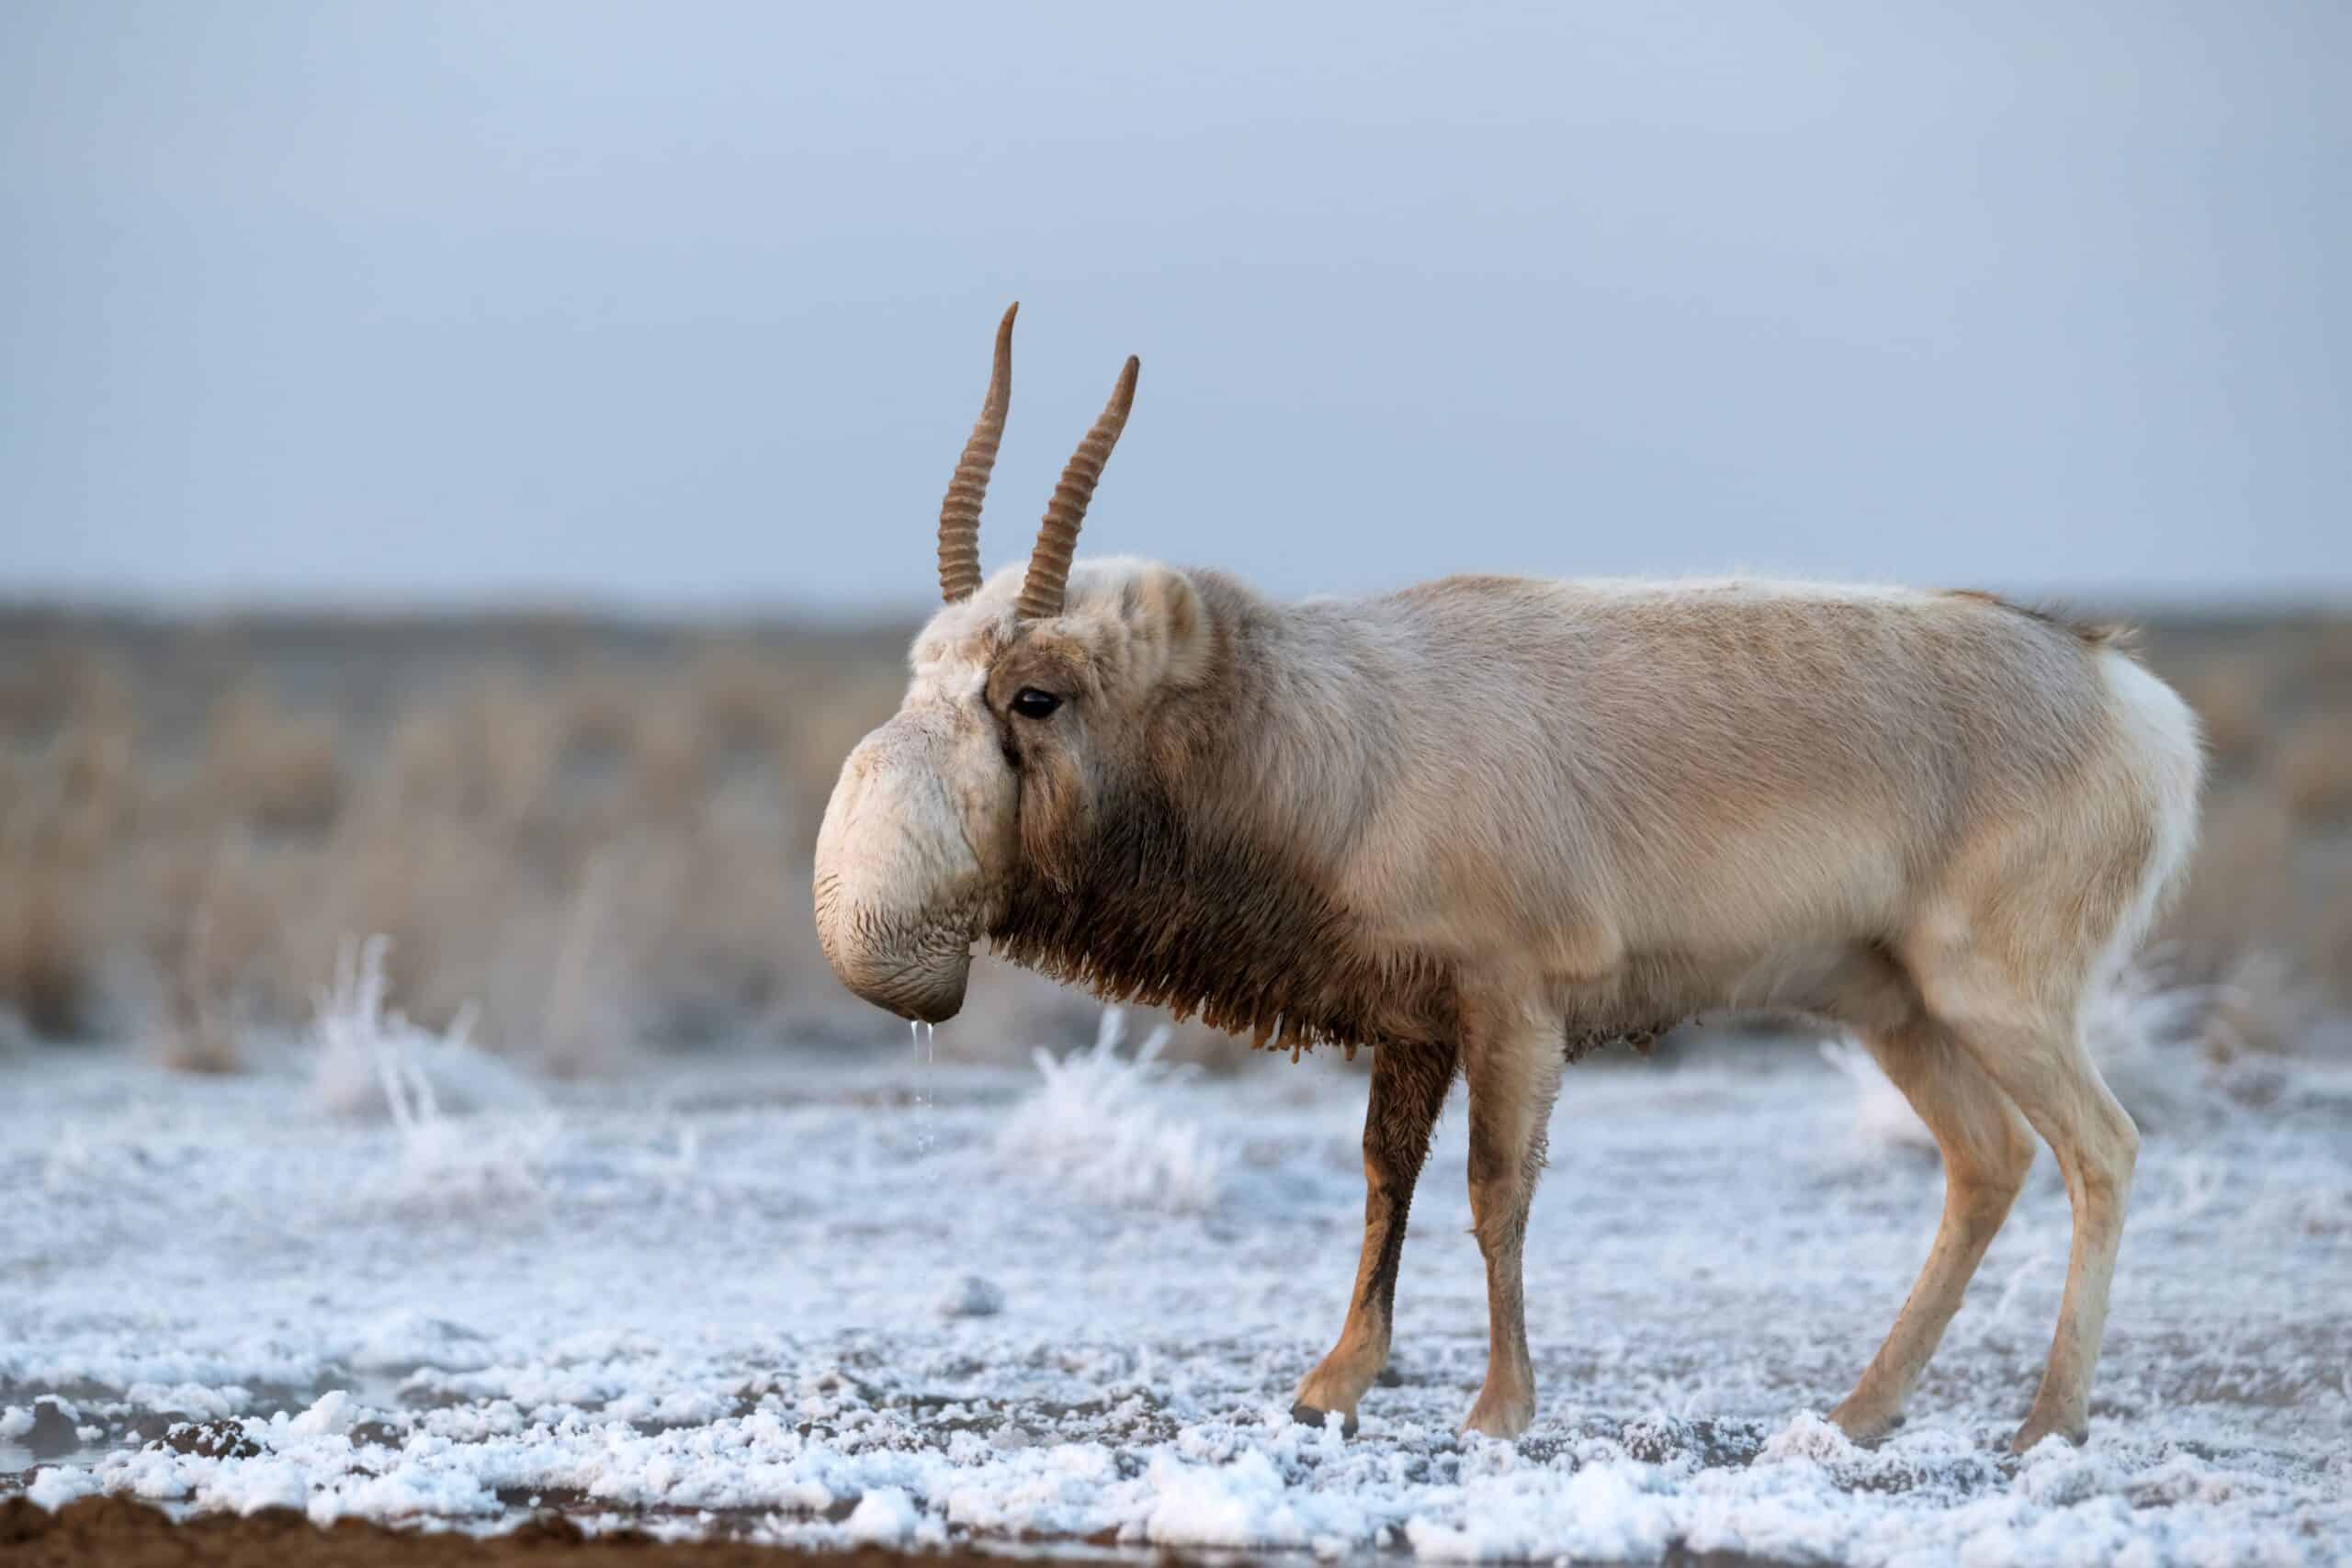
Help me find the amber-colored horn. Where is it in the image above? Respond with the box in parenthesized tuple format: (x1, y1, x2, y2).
(937, 304, 1017, 603)
(1015, 355, 1138, 622)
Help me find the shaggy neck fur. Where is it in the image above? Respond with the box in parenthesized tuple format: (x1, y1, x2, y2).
(986, 583, 1462, 1054)
(987, 773, 1464, 1053)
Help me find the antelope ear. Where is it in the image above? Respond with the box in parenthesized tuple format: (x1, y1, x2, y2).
(1115, 564, 1212, 690)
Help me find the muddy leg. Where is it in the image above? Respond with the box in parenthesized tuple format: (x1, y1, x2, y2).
(1293, 1041, 1459, 1434)
(1459, 1015, 1563, 1439)
(1828, 1019, 2037, 1442)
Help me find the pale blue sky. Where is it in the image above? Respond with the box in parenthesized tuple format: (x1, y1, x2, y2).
(3, 2, 2345, 612)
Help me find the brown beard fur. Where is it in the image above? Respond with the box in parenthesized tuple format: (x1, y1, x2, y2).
(986, 773, 1464, 1055)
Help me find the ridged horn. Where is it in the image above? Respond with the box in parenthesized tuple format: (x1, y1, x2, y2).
(937, 303, 1017, 604)
(1015, 355, 1139, 622)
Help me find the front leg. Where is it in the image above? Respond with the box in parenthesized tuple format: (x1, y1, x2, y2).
(1292, 1040, 1459, 1435)
(1460, 1010, 1564, 1439)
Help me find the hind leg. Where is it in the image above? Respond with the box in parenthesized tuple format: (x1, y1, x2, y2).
(1911, 943, 2140, 1451)
(1294, 1040, 1460, 1434)
(1829, 1017, 2037, 1442)
(1964, 1013, 2137, 1451)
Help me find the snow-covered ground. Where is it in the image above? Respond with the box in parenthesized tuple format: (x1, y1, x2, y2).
(5, 1009, 2347, 1565)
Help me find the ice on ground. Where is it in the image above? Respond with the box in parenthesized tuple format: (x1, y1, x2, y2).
(936, 1275, 1005, 1319)
(843, 1483, 923, 1545)
(4, 1021, 2347, 1565)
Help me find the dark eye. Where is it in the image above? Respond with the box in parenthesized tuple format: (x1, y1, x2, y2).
(1010, 687, 1062, 721)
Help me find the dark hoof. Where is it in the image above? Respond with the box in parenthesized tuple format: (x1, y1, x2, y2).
(1290, 1401, 1358, 1438)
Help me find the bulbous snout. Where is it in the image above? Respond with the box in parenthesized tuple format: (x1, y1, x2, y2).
(811, 720, 990, 1023)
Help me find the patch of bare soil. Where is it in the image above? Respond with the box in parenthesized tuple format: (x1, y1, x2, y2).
(0, 1495, 1813, 1567)
(0, 1496, 1010, 1568)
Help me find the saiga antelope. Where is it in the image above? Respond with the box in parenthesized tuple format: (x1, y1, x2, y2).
(813, 307, 2203, 1450)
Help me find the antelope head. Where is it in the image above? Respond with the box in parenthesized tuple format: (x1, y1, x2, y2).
(813, 307, 1199, 1022)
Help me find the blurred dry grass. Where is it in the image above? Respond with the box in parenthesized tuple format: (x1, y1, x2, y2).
(0, 605, 2345, 1073)
(2134, 615, 2352, 1023)
(0, 609, 984, 1070)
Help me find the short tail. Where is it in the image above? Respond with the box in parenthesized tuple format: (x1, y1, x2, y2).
(2097, 650, 2206, 971)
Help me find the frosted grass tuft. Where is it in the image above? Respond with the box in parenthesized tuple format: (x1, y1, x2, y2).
(307, 935, 555, 1207)
(994, 1006, 1223, 1213)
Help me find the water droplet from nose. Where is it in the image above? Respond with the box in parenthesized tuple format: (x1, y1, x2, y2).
(910, 1019, 935, 1159)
